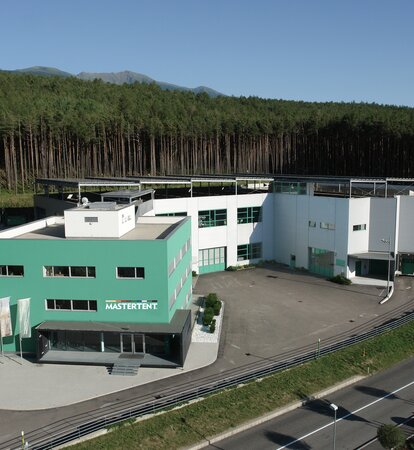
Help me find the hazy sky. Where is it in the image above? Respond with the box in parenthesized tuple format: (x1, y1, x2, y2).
(2, 0, 413, 106)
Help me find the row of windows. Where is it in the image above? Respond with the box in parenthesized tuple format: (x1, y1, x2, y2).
(156, 212, 187, 217)
(168, 238, 191, 277)
(46, 299, 97, 311)
(308, 221, 335, 230)
(237, 207, 262, 224)
(169, 264, 192, 309)
(1, 265, 145, 279)
(198, 247, 226, 267)
(237, 243, 263, 261)
(199, 209, 227, 228)
(44, 266, 96, 278)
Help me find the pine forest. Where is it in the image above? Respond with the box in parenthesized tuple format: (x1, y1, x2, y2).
(1, 72, 414, 191)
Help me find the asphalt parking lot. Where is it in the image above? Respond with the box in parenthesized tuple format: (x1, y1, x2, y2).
(194, 265, 414, 370)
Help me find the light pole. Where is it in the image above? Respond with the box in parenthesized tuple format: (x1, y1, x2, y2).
(381, 237, 391, 296)
(330, 403, 338, 450)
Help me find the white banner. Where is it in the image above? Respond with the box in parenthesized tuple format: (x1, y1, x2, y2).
(17, 298, 31, 338)
(0, 297, 12, 337)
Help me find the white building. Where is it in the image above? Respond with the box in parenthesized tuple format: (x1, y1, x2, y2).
(34, 175, 414, 281)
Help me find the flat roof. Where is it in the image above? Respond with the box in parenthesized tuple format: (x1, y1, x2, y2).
(36, 178, 141, 188)
(36, 309, 190, 334)
(15, 221, 181, 241)
(101, 189, 154, 199)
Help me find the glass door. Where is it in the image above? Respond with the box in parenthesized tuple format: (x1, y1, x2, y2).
(121, 333, 133, 353)
(134, 334, 145, 353)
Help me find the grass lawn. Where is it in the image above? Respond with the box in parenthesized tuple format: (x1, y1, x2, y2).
(71, 320, 414, 450)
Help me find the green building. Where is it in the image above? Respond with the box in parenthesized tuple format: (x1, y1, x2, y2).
(0, 202, 192, 367)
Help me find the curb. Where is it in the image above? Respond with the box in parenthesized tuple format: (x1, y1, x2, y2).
(184, 374, 366, 450)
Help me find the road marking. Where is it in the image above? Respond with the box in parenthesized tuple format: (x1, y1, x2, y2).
(276, 379, 414, 449)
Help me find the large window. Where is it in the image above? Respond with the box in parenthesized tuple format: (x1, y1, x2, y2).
(353, 224, 367, 231)
(198, 209, 227, 228)
(237, 243, 262, 261)
(44, 266, 96, 278)
(237, 207, 262, 224)
(0, 265, 24, 277)
(46, 299, 97, 311)
(117, 267, 145, 279)
(320, 222, 335, 230)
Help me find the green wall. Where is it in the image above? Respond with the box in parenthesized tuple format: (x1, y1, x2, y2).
(0, 218, 191, 353)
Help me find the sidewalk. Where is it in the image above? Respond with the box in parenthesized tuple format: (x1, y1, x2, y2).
(0, 295, 221, 411)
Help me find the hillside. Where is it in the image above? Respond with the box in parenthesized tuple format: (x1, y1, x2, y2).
(0, 71, 413, 191)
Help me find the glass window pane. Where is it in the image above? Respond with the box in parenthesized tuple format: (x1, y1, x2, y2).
(89, 300, 97, 311)
(55, 299, 71, 310)
(44, 266, 53, 276)
(135, 267, 145, 278)
(117, 267, 135, 278)
(66, 331, 84, 351)
(72, 300, 88, 310)
(46, 299, 55, 310)
(84, 332, 101, 352)
(8, 265, 24, 276)
(87, 267, 96, 277)
(70, 266, 87, 277)
(0, 266, 6, 276)
(104, 333, 120, 353)
(54, 266, 69, 277)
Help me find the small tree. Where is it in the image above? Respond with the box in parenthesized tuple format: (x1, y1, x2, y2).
(377, 424, 405, 449)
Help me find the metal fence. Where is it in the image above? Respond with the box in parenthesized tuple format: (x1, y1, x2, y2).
(3, 308, 414, 450)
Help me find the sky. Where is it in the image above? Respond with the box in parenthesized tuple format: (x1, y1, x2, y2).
(1, 0, 413, 106)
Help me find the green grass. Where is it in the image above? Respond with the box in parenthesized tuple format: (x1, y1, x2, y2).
(0, 191, 34, 208)
(71, 321, 414, 450)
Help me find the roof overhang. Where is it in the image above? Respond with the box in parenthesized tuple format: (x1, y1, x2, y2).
(349, 251, 394, 261)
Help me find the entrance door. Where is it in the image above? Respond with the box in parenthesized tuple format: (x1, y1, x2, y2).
(121, 333, 145, 354)
(121, 333, 133, 353)
(355, 260, 362, 276)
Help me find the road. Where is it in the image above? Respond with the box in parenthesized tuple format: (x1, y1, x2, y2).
(205, 357, 414, 450)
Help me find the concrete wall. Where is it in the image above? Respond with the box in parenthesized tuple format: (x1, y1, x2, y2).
(397, 196, 414, 253)
(273, 194, 349, 275)
(368, 198, 397, 252)
(153, 193, 273, 270)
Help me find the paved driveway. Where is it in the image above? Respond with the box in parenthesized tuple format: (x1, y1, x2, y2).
(194, 265, 414, 370)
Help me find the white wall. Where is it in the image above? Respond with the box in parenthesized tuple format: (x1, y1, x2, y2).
(273, 194, 349, 275)
(153, 193, 272, 271)
(368, 198, 396, 252)
(397, 196, 414, 253)
(64, 204, 135, 238)
(347, 198, 370, 254)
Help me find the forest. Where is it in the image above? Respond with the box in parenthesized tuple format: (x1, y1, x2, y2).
(1, 72, 414, 191)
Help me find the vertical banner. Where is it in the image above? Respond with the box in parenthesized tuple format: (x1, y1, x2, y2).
(17, 298, 31, 338)
(0, 297, 13, 337)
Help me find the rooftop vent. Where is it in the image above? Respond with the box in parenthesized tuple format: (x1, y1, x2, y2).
(87, 202, 117, 210)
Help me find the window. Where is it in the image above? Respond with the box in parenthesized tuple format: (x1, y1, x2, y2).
(353, 224, 367, 231)
(198, 209, 227, 228)
(43, 266, 96, 278)
(156, 212, 187, 217)
(0, 265, 24, 277)
(46, 299, 97, 312)
(237, 243, 263, 261)
(198, 247, 225, 267)
(320, 222, 335, 230)
(117, 267, 145, 279)
(237, 207, 262, 224)
(308, 220, 316, 228)
(84, 217, 98, 223)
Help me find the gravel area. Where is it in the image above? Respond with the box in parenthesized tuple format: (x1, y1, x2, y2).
(192, 303, 224, 344)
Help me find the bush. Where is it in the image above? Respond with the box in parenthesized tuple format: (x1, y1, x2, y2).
(203, 307, 214, 326)
(377, 424, 405, 449)
(209, 319, 216, 333)
(213, 300, 222, 316)
(205, 293, 218, 308)
(192, 270, 197, 277)
(329, 275, 352, 285)
(225, 265, 237, 271)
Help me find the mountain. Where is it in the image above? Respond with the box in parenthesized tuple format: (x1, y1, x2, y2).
(3, 66, 223, 96)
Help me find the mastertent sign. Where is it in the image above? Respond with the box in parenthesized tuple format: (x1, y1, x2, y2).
(105, 300, 158, 311)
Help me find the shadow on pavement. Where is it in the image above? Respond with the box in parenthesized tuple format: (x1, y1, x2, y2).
(302, 398, 370, 424)
(263, 430, 311, 449)
(354, 385, 399, 401)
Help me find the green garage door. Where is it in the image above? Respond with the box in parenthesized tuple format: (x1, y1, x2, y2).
(309, 247, 334, 277)
(401, 255, 414, 275)
(199, 247, 226, 274)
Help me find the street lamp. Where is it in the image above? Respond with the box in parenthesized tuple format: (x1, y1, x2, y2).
(380, 237, 391, 296)
(330, 403, 338, 450)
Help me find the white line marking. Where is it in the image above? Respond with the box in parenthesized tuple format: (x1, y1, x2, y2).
(276, 379, 414, 449)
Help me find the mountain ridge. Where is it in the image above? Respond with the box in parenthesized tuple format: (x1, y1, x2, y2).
(1, 66, 223, 97)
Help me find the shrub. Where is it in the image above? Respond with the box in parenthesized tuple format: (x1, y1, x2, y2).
(377, 424, 405, 449)
(329, 275, 352, 285)
(213, 300, 222, 316)
(205, 293, 218, 308)
(225, 265, 237, 271)
(209, 319, 216, 333)
(192, 270, 197, 277)
(203, 307, 214, 326)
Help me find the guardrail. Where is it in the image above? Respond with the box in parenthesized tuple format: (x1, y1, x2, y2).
(3, 308, 414, 450)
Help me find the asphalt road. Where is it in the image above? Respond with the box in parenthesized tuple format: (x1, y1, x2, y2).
(1, 269, 414, 448)
(205, 357, 414, 450)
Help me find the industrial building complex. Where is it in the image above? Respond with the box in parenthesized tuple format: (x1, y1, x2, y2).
(1, 174, 414, 366)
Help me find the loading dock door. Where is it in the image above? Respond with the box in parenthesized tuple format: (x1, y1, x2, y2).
(198, 247, 226, 274)
(401, 255, 414, 275)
